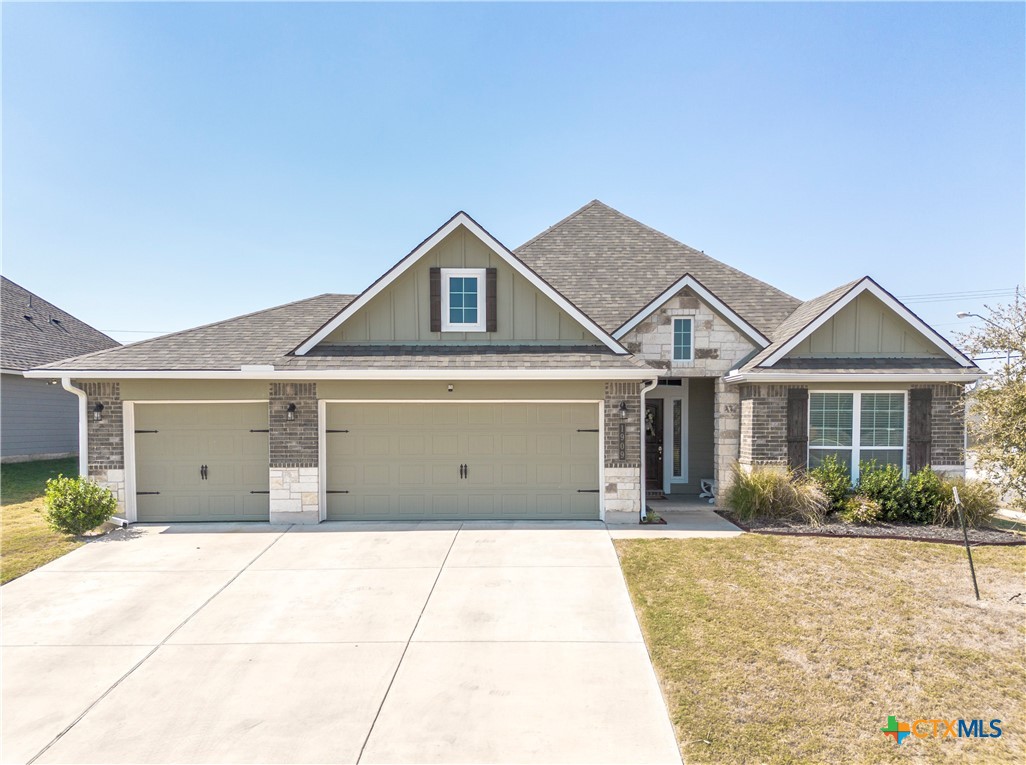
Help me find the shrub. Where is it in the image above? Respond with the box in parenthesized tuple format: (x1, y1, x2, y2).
(837, 495, 883, 525)
(935, 478, 1000, 528)
(856, 462, 945, 524)
(44, 475, 117, 535)
(808, 454, 851, 511)
(725, 465, 828, 525)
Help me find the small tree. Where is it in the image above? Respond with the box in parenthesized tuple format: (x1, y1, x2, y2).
(958, 290, 1026, 507)
(44, 475, 118, 535)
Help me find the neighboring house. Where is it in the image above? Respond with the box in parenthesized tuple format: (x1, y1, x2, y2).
(27, 202, 983, 523)
(1, 277, 119, 462)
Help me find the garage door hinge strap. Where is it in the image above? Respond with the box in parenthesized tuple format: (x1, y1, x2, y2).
(576, 429, 599, 432)
(326, 490, 350, 494)
(326, 429, 350, 433)
(577, 489, 600, 493)
(249, 429, 270, 433)
(134, 430, 159, 434)
(250, 490, 270, 494)
(136, 491, 160, 495)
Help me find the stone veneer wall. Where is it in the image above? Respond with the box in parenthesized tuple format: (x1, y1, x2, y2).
(79, 381, 126, 512)
(713, 380, 741, 501)
(269, 382, 320, 524)
(604, 382, 642, 521)
(911, 383, 966, 470)
(738, 384, 798, 470)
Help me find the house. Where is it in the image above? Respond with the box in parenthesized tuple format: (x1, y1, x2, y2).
(1, 277, 119, 463)
(26, 202, 983, 523)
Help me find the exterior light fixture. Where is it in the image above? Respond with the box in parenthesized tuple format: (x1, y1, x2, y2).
(93, 402, 105, 422)
(286, 403, 297, 421)
(447, 384, 454, 393)
(618, 400, 628, 419)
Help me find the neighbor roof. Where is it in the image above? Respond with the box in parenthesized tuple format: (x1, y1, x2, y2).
(515, 200, 802, 336)
(1, 276, 119, 371)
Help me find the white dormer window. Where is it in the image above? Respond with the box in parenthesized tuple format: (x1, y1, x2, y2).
(441, 268, 487, 332)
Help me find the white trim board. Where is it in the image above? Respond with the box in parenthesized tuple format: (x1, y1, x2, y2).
(758, 277, 977, 368)
(293, 211, 628, 355)
(723, 372, 985, 384)
(612, 273, 770, 347)
(26, 368, 655, 381)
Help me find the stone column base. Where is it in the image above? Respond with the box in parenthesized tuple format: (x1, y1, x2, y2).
(90, 469, 126, 514)
(269, 467, 320, 524)
(604, 466, 641, 523)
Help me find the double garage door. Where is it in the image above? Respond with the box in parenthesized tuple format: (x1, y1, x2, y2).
(133, 401, 600, 522)
(325, 403, 600, 520)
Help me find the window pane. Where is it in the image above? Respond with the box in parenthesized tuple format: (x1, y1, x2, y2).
(860, 393, 905, 448)
(446, 275, 480, 326)
(673, 319, 692, 360)
(809, 448, 853, 475)
(464, 307, 477, 323)
(449, 308, 462, 324)
(859, 449, 903, 469)
(450, 293, 464, 308)
(809, 393, 853, 447)
(465, 293, 477, 308)
(450, 277, 463, 292)
(673, 399, 682, 476)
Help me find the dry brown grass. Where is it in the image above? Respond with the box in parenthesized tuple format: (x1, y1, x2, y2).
(616, 534, 1026, 764)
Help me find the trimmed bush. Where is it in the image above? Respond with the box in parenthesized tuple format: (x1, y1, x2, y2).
(936, 478, 1000, 528)
(837, 495, 883, 525)
(44, 475, 117, 535)
(808, 454, 851, 511)
(856, 462, 945, 524)
(726, 465, 828, 525)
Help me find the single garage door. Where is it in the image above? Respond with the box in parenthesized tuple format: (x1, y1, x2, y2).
(134, 403, 269, 522)
(325, 402, 600, 521)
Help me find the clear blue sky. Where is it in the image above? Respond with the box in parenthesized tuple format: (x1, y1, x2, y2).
(3, 2, 1023, 347)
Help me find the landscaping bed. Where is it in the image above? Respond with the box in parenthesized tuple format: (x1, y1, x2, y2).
(719, 510, 1025, 545)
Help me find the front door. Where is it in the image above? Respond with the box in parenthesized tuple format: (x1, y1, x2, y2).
(645, 399, 664, 495)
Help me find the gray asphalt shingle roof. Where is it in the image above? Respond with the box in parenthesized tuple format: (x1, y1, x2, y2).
(1, 277, 119, 371)
(514, 200, 802, 336)
(40, 294, 355, 371)
(282, 346, 650, 371)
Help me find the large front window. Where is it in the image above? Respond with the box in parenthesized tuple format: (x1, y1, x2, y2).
(808, 391, 906, 481)
(441, 268, 487, 332)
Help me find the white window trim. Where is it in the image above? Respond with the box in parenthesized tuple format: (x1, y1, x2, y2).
(807, 390, 908, 483)
(672, 317, 694, 363)
(440, 267, 487, 332)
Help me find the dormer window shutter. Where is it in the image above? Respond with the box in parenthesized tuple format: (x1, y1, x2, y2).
(486, 268, 497, 332)
(429, 267, 441, 333)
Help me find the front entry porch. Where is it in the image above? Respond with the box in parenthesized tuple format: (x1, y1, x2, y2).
(645, 378, 717, 500)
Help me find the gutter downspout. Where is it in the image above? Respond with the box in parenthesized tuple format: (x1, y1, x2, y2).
(61, 377, 128, 528)
(638, 378, 659, 522)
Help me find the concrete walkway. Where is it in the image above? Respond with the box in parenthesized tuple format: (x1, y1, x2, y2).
(608, 504, 744, 540)
(2, 522, 682, 765)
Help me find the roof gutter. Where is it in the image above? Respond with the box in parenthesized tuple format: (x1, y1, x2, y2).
(28, 368, 659, 381)
(723, 371, 987, 384)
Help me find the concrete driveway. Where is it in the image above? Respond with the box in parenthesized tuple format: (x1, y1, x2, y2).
(2, 522, 682, 765)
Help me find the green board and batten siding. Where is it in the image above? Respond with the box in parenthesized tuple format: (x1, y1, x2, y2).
(320, 227, 600, 346)
(325, 402, 601, 520)
(134, 403, 270, 522)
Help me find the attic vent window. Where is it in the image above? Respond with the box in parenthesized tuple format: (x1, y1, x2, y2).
(440, 268, 487, 332)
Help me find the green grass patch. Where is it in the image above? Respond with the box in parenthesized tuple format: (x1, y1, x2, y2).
(616, 534, 1026, 764)
(1, 458, 84, 584)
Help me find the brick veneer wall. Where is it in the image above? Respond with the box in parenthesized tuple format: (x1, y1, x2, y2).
(269, 382, 318, 468)
(604, 382, 641, 468)
(738, 384, 800, 469)
(81, 381, 124, 471)
(911, 383, 966, 468)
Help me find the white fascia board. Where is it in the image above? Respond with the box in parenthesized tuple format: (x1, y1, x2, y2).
(25, 368, 659, 381)
(723, 371, 986, 384)
(759, 277, 976, 368)
(1, 368, 27, 376)
(294, 212, 628, 356)
(612, 274, 770, 347)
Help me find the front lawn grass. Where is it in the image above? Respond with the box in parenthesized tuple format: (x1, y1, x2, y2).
(616, 534, 1025, 764)
(1, 458, 83, 584)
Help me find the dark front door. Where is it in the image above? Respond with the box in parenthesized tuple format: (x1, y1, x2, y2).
(645, 399, 664, 494)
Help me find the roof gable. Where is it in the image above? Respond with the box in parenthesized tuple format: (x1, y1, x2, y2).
(515, 200, 802, 336)
(1, 276, 119, 371)
(294, 212, 627, 355)
(752, 277, 976, 368)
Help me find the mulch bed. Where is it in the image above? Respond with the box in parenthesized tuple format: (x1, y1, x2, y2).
(716, 510, 1026, 546)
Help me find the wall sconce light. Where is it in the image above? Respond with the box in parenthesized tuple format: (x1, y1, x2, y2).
(286, 403, 297, 421)
(447, 384, 454, 393)
(618, 400, 628, 419)
(93, 402, 105, 422)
